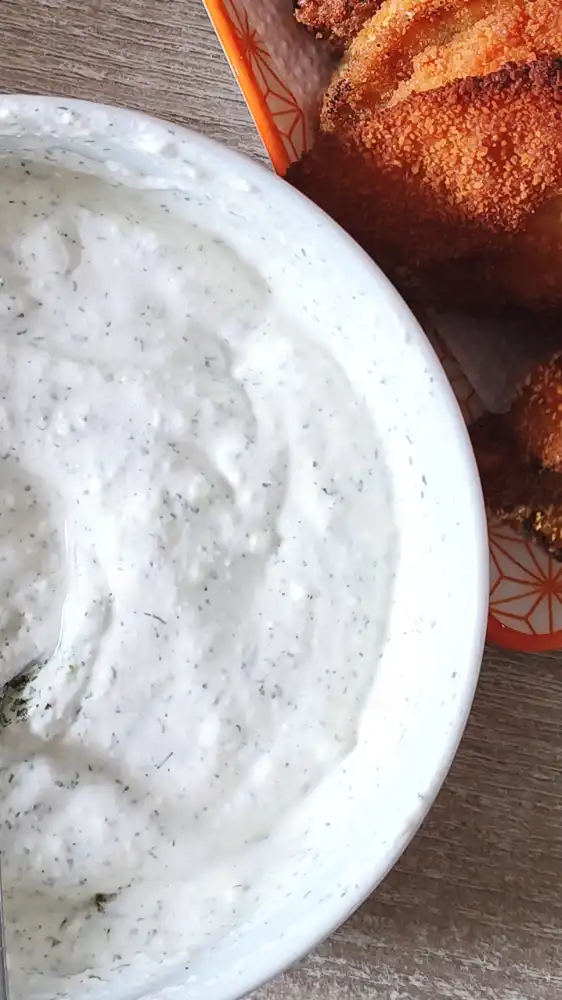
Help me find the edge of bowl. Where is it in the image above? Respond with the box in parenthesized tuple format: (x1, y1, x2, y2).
(0, 94, 489, 1000)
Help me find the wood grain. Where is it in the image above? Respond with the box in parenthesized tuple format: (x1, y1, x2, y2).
(1, 4, 561, 998)
(0, 0, 266, 160)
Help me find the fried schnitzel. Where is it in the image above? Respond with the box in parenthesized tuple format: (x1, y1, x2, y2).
(409, 216, 562, 311)
(471, 353, 562, 560)
(289, 58, 562, 309)
(293, 0, 381, 48)
(292, 0, 562, 553)
(471, 412, 562, 560)
(505, 354, 562, 472)
(323, 0, 562, 126)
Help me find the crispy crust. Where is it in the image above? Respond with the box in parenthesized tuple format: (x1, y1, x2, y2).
(471, 354, 562, 558)
(323, 0, 562, 125)
(508, 355, 562, 471)
(293, 0, 381, 48)
(406, 225, 562, 310)
(471, 413, 562, 560)
(289, 58, 562, 308)
(293, 0, 562, 557)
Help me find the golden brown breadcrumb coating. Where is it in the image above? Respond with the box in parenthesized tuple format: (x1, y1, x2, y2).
(293, 0, 381, 49)
(323, 0, 562, 126)
(407, 222, 562, 311)
(471, 354, 562, 558)
(471, 412, 562, 560)
(288, 58, 562, 309)
(293, 0, 562, 557)
(509, 355, 562, 472)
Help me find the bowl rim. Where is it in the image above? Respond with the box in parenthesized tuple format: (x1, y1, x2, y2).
(0, 93, 489, 999)
(204, 0, 562, 654)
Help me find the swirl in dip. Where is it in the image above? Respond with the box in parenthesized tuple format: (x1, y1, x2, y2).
(0, 102, 395, 1000)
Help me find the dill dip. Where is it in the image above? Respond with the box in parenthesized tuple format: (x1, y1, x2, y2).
(0, 99, 395, 1000)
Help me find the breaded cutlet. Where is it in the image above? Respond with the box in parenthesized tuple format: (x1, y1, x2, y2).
(288, 58, 562, 310)
(293, 0, 381, 49)
(509, 355, 562, 472)
(472, 354, 562, 559)
(322, 0, 562, 126)
(471, 412, 562, 560)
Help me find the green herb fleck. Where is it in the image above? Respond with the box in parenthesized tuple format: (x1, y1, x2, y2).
(93, 892, 118, 914)
(0, 660, 41, 728)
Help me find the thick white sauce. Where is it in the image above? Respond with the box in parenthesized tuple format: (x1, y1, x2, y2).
(0, 136, 393, 1000)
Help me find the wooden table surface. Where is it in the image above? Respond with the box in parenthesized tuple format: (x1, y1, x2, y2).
(2, 3, 562, 998)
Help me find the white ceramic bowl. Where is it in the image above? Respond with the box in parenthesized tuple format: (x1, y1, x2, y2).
(0, 96, 487, 1000)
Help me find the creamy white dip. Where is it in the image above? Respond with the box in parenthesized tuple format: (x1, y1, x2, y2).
(0, 105, 395, 1000)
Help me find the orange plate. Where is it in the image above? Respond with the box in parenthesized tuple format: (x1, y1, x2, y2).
(204, 0, 562, 653)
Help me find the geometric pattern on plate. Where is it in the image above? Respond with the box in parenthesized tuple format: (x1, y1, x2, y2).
(205, 0, 562, 653)
(221, 0, 308, 168)
(489, 521, 562, 640)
